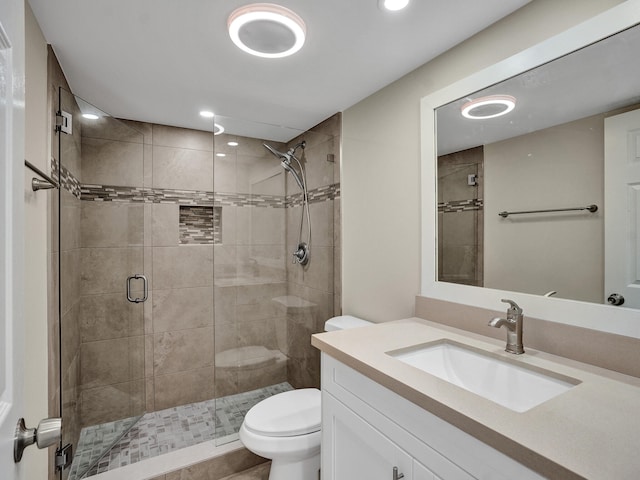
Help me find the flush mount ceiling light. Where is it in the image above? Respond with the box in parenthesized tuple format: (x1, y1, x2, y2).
(380, 0, 410, 11)
(461, 95, 516, 119)
(200, 110, 215, 118)
(227, 141, 239, 146)
(214, 123, 225, 135)
(82, 113, 99, 120)
(228, 3, 306, 58)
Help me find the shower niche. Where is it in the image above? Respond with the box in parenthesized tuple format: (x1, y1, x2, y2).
(179, 205, 221, 245)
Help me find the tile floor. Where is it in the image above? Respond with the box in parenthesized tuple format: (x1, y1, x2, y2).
(69, 382, 292, 479)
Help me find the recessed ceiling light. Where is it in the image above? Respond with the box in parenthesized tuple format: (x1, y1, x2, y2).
(228, 3, 306, 58)
(461, 95, 516, 120)
(227, 141, 239, 146)
(82, 113, 99, 120)
(216, 153, 226, 157)
(380, 0, 410, 11)
(214, 123, 225, 135)
(200, 110, 215, 118)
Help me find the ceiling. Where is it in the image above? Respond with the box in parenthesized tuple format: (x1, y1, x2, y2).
(28, 0, 530, 141)
(436, 23, 640, 155)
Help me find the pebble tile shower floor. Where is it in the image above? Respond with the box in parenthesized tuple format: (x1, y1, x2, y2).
(69, 382, 293, 479)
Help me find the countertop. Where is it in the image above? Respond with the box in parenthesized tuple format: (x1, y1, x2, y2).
(311, 318, 640, 479)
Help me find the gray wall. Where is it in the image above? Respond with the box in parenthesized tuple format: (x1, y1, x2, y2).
(483, 115, 604, 303)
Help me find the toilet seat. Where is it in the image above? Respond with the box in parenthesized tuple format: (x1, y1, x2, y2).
(243, 388, 321, 437)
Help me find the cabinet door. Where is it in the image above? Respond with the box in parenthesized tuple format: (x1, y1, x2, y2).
(414, 461, 436, 480)
(323, 393, 412, 480)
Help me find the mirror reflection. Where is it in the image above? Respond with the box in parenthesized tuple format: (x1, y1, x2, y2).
(436, 23, 640, 308)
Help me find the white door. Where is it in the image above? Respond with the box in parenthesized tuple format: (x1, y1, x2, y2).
(0, 0, 25, 478)
(605, 108, 640, 308)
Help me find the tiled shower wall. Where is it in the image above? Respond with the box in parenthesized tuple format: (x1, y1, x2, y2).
(285, 114, 341, 388)
(437, 146, 484, 287)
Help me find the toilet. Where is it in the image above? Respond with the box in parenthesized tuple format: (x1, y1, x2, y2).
(239, 315, 372, 480)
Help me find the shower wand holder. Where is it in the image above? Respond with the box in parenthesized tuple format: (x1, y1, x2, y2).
(293, 242, 309, 265)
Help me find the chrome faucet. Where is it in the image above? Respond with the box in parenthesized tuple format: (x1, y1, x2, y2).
(488, 299, 524, 354)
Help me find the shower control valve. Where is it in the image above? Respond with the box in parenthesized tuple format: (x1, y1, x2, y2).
(293, 242, 309, 265)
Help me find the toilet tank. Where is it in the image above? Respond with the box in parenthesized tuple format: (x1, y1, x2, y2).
(324, 315, 373, 332)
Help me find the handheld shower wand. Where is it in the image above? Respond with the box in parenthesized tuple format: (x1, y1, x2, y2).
(263, 141, 311, 265)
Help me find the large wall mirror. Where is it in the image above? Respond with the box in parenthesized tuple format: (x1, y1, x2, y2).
(421, 2, 640, 338)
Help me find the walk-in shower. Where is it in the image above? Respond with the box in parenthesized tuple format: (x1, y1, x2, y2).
(54, 85, 340, 479)
(264, 141, 311, 265)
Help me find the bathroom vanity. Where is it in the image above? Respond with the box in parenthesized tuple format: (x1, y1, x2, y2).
(312, 319, 640, 479)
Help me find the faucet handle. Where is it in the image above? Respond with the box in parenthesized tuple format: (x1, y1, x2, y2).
(501, 298, 522, 314)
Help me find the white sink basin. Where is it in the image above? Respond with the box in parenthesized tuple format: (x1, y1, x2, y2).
(388, 340, 579, 412)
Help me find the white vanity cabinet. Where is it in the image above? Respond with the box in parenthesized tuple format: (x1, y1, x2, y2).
(321, 353, 545, 480)
(324, 393, 413, 479)
(324, 392, 447, 480)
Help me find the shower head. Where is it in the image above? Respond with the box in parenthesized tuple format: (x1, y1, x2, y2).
(264, 141, 311, 265)
(264, 142, 306, 191)
(263, 143, 290, 162)
(281, 160, 305, 191)
(263, 141, 306, 163)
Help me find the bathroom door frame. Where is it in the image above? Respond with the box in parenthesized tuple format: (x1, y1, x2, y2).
(604, 108, 640, 308)
(0, 0, 26, 478)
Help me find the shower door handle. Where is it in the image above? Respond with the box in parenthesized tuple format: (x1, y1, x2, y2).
(127, 274, 148, 303)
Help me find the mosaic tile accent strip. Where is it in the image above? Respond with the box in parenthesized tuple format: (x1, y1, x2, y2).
(286, 183, 340, 207)
(215, 191, 286, 208)
(51, 157, 82, 199)
(52, 154, 339, 208)
(179, 205, 221, 245)
(438, 198, 483, 213)
(70, 382, 293, 479)
(78, 183, 340, 208)
(79, 184, 287, 208)
(80, 184, 152, 203)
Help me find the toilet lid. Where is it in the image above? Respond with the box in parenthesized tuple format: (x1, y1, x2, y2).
(243, 388, 321, 437)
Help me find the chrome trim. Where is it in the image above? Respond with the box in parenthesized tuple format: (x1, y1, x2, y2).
(25, 159, 59, 191)
(126, 274, 148, 303)
(393, 467, 405, 480)
(14, 417, 62, 463)
(498, 204, 597, 218)
(488, 298, 525, 354)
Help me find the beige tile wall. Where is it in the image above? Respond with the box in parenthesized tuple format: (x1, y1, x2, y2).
(285, 113, 341, 388)
(437, 147, 484, 287)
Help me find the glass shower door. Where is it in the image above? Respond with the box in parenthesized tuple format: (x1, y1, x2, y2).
(212, 130, 291, 445)
(213, 118, 339, 447)
(57, 88, 147, 479)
